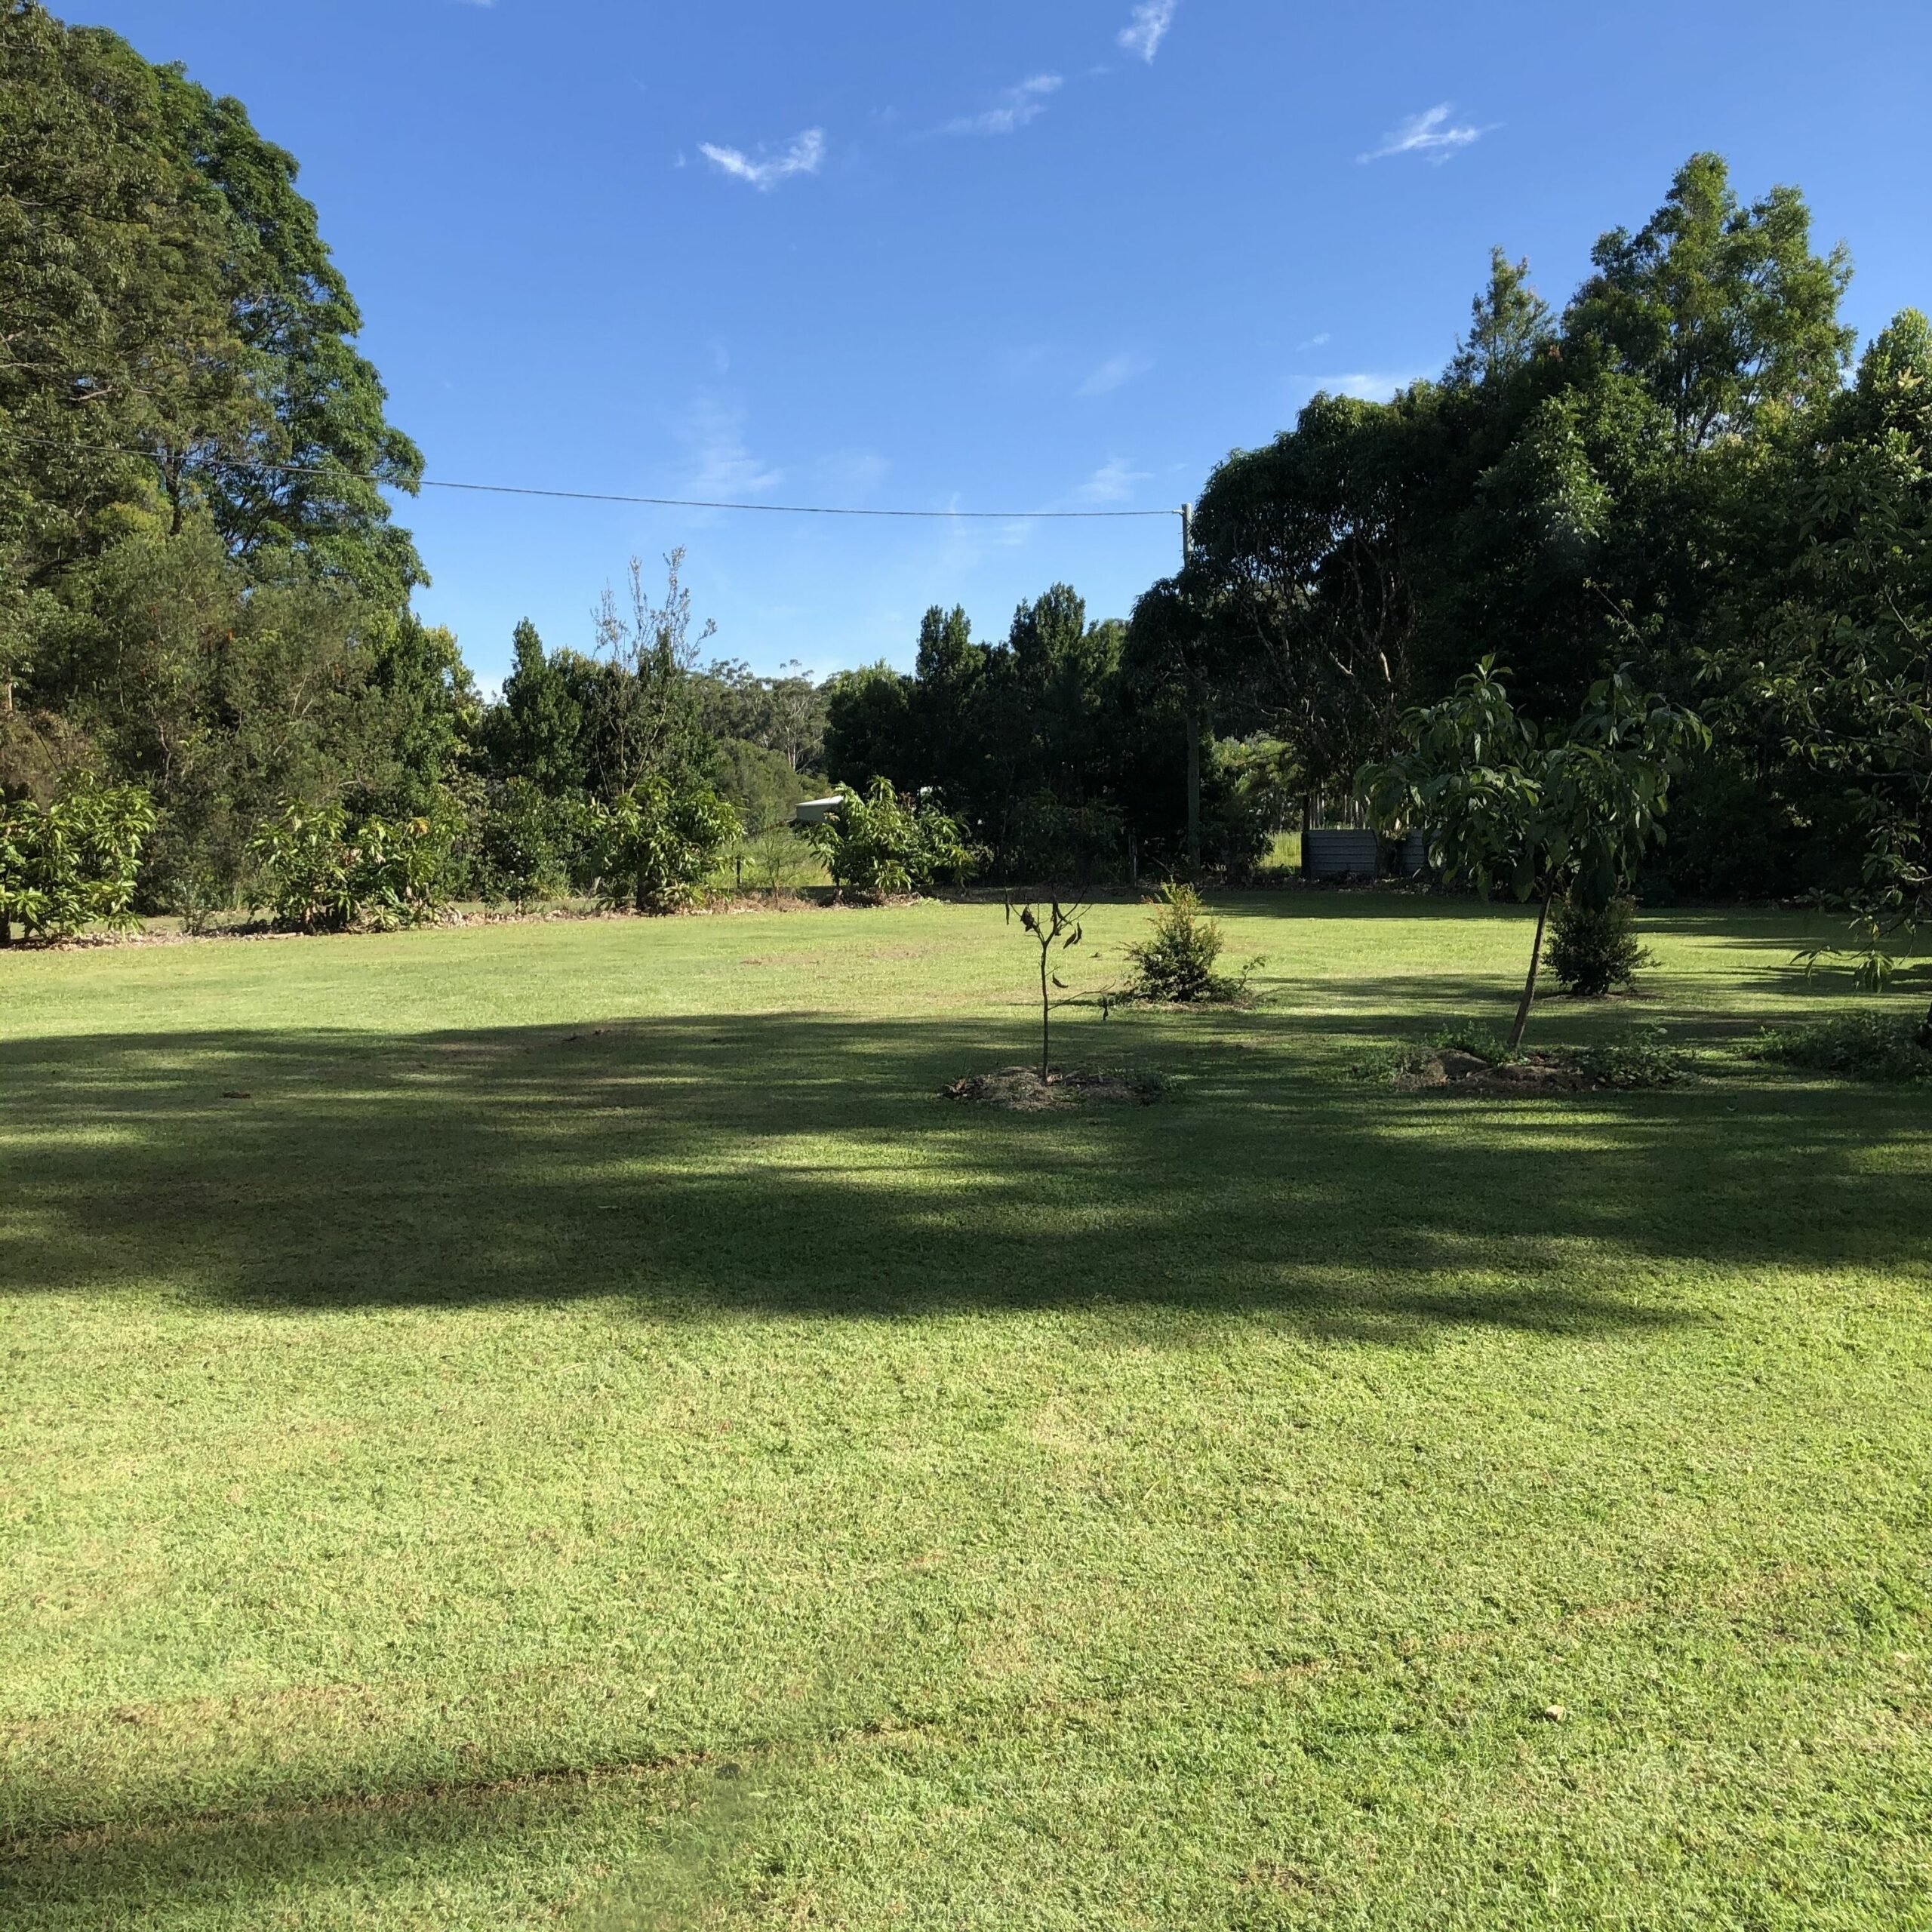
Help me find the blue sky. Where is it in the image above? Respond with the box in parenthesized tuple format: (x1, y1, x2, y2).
(73, 0, 1932, 691)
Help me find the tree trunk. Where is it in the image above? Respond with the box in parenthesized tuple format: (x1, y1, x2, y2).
(1185, 710, 1201, 876)
(635, 869, 648, 914)
(0, 912, 11, 948)
(1509, 889, 1555, 1051)
(1920, 992, 1932, 1054)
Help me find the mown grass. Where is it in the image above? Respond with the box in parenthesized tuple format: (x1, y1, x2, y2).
(2, 896, 1929, 1929)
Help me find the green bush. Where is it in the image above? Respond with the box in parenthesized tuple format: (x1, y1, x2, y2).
(808, 779, 977, 900)
(1545, 895, 1656, 997)
(251, 801, 451, 933)
(590, 773, 739, 913)
(1571, 1026, 1693, 1088)
(471, 778, 575, 912)
(1747, 1013, 1932, 1084)
(0, 777, 155, 943)
(1124, 882, 1256, 1002)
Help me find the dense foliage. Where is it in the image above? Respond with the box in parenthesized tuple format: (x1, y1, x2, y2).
(810, 152, 1930, 929)
(1749, 1011, 1932, 1083)
(820, 591, 1275, 883)
(5, 0, 1927, 970)
(589, 773, 739, 914)
(0, 772, 151, 940)
(805, 778, 977, 900)
(0, 9, 830, 932)
(249, 800, 451, 934)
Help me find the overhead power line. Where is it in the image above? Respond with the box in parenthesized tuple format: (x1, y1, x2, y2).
(12, 437, 1183, 522)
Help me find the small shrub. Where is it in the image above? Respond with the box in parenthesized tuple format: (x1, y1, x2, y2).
(0, 777, 155, 943)
(740, 826, 819, 900)
(1124, 883, 1259, 1003)
(1747, 1013, 1932, 1084)
(1546, 895, 1657, 997)
(1349, 1041, 1434, 1084)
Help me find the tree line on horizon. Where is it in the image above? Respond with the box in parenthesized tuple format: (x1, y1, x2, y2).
(2, 1, 1927, 959)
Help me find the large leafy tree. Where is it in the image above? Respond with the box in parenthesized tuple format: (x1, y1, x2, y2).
(0, 2, 424, 604)
(1181, 389, 1431, 808)
(1121, 574, 1233, 870)
(1724, 312, 1932, 1038)
(153, 70, 425, 605)
(491, 620, 588, 797)
(585, 551, 716, 798)
(0, 3, 239, 594)
(1170, 149, 1862, 913)
(1565, 152, 1854, 454)
(0, 2, 445, 911)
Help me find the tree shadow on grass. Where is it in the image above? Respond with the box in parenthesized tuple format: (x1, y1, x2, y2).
(3, 1002, 1926, 1340)
(0, 1760, 720, 1931)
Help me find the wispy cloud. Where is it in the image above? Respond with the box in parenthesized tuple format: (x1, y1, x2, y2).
(678, 395, 782, 500)
(1118, 0, 1178, 63)
(1296, 331, 1331, 352)
(1358, 103, 1486, 165)
(698, 128, 826, 191)
(1076, 456, 1152, 503)
(813, 448, 891, 498)
(946, 74, 1062, 137)
(1077, 352, 1153, 398)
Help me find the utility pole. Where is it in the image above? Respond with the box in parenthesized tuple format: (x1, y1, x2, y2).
(1180, 503, 1201, 875)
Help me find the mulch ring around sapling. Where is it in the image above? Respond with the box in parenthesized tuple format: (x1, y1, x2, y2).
(1383, 1033, 1693, 1095)
(941, 1066, 1169, 1112)
(1400, 1048, 1595, 1094)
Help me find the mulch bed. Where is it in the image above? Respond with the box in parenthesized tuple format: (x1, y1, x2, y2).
(941, 1066, 1165, 1112)
(1398, 1048, 1598, 1094)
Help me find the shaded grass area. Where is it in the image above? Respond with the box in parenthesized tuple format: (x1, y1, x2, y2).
(2, 899, 1930, 1927)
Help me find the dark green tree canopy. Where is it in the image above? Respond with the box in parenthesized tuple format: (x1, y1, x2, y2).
(1171, 150, 1863, 810)
(1565, 152, 1854, 451)
(0, 0, 424, 605)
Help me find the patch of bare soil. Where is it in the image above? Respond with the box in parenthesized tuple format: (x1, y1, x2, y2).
(1398, 1048, 1594, 1095)
(941, 1066, 1164, 1111)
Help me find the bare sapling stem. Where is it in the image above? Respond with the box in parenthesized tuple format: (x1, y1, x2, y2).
(1039, 941, 1051, 1078)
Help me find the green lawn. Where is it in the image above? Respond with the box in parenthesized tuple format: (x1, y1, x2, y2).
(2, 896, 1928, 1930)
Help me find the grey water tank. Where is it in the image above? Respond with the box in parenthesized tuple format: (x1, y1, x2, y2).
(1303, 829, 1381, 878)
